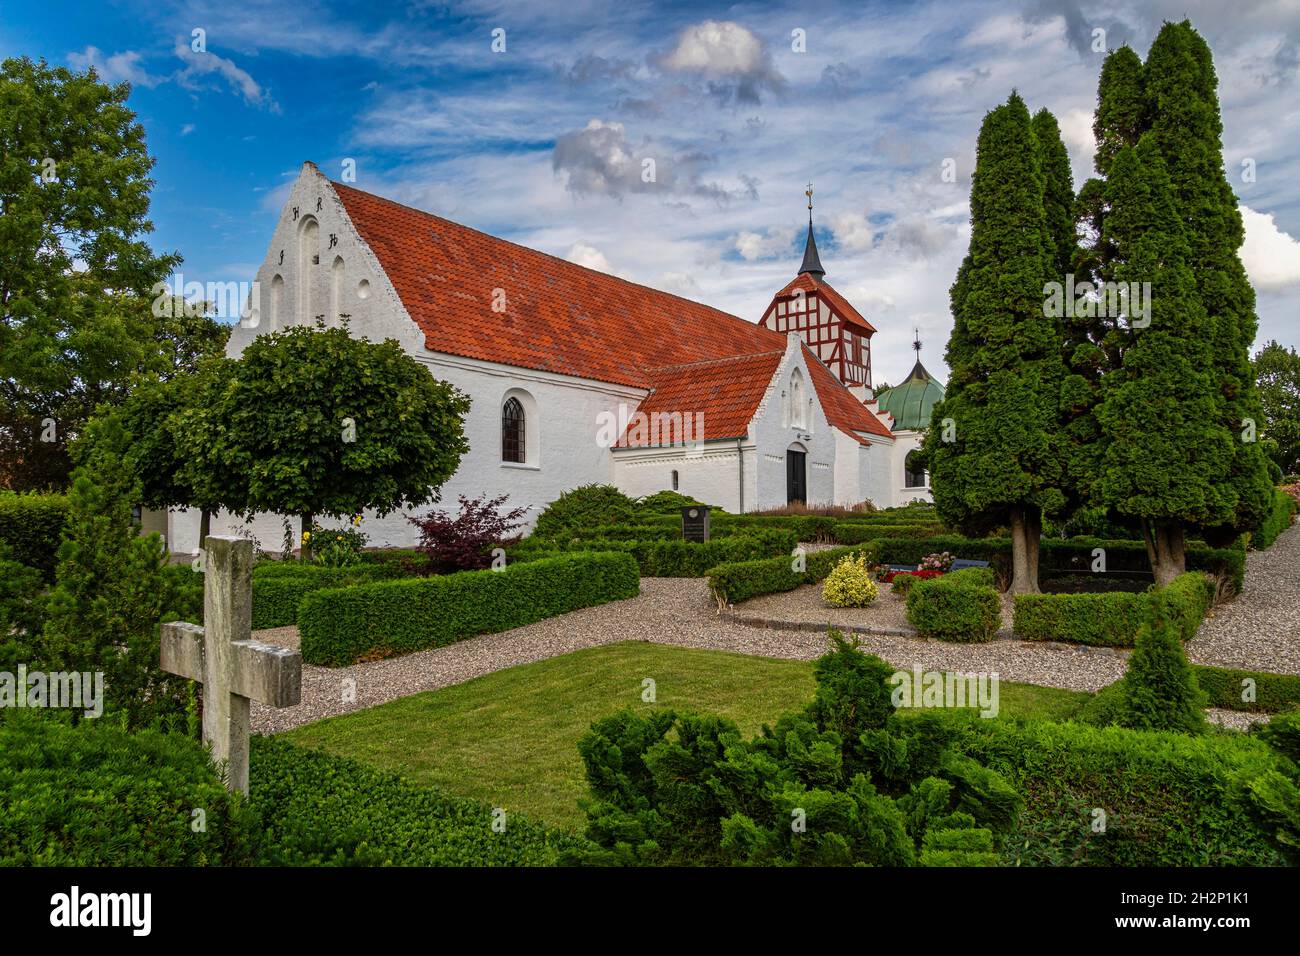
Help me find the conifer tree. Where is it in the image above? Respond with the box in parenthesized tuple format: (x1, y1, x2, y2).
(1143, 21, 1274, 544)
(1093, 138, 1234, 583)
(1118, 588, 1207, 735)
(923, 93, 1066, 593)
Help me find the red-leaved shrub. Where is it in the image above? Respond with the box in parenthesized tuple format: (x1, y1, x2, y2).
(408, 494, 528, 575)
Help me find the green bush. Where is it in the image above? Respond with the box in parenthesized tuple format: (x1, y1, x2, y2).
(905, 575, 1001, 643)
(636, 490, 703, 514)
(534, 484, 637, 538)
(568, 633, 1018, 866)
(298, 551, 640, 666)
(0, 492, 69, 579)
(1014, 592, 1146, 646)
(705, 544, 879, 605)
(1251, 488, 1295, 550)
(928, 711, 1283, 866)
(0, 543, 47, 670)
(1015, 571, 1213, 647)
(249, 736, 583, 865)
(1193, 665, 1300, 713)
(822, 553, 880, 607)
(250, 562, 401, 629)
(1233, 710, 1300, 865)
(0, 713, 258, 866)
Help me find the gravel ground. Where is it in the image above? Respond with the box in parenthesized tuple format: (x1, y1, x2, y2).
(1187, 520, 1300, 676)
(251, 526, 1298, 735)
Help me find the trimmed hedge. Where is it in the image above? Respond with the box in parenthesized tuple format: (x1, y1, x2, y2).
(1013, 592, 1144, 646)
(1252, 487, 1296, 550)
(877, 535, 1246, 593)
(1013, 571, 1213, 647)
(905, 572, 1001, 643)
(1192, 665, 1300, 714)
(513, 529, 798, 577)
(249, 736, 585, 866)
(298, 551, 640, 666)
(926, 711, 1284, 866)
(0, 492, 69, 579)
(705, 544, 879, 605)
(0, 713, 259, 866)
(250, 562, 402, 630)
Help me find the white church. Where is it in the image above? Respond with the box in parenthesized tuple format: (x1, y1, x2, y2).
(167, 163, 942, 553)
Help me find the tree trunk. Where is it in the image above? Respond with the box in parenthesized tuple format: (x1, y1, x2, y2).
(1149, 521, 1186, 588)
(1026, 508, 1042, 594)
(1008, 507, 1038, 594)
(300, 510, 314, 562)
(199, 509, 211, 550)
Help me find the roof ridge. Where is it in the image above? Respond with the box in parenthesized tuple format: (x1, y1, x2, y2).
(329, 179, 768, 331)
(646, 349, 786, 372)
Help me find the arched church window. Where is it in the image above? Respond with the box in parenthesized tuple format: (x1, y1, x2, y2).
(904, 450, 927, 489)
(298, 216, 319, 325)
(502, 397, 525, 463)
(789, 369, 806, 429)
(672, 470, 679, 491)
(330, 256, 344, 325)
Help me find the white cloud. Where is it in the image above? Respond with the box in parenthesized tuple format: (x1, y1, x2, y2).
(660, 20, 785, 103)
(830, 212, 874, 252)
(565, 241, 614, 274)
(180, 123, 196, 136)
(733, 225, 795, 261)
(1240, 204, 1300, 291)
(172, 38, 279, 111)
(67, 47, 162, 88)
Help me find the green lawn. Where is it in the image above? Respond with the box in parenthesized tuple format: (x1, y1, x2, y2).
(283, 641, 1090, 829)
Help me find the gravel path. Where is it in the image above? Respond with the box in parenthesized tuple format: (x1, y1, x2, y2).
(1187, 520, 1300, 676)
(251, 526, 1297, 735)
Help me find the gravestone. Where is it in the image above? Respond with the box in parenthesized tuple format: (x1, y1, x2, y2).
(160, 535, 301, 794)
(682, 505, 711, 543)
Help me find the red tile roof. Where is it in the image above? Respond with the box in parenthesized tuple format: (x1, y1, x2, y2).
(616, 351, 785, 447)
(772, 272, 876, 333)
(803, 345, 893, 439)
(329, 177, 891, 443)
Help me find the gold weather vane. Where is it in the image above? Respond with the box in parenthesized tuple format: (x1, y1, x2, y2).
(805, 182, 814, 213)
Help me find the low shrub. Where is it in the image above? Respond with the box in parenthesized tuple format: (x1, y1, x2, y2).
(905, 574, 1000, 643)
(927, 711, 1283, 866)
(0, 713, 258, 866)
(0, 492, 69, 580)
(1233, 710, 1300, 865)
(408, 493, 528, 574)
(567, 633, 1018, 866)
(526, 529, 798, 577)
(1251, 487, 1296, 550)
(250, 562, 402, 629)
(298, 551, 640, 666)
(636, 490, 703, 514)
(1193, 665, 1300, 713)
(822, 553, 879, 608)
(534, 484, 637, 538)
(249, 736, 583, 866)
(1014, 571, 1213, 647)
(706, 544, 879, 606)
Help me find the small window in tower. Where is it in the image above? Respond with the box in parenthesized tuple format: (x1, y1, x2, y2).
(671, 470, 679, 491)
(502, 397, 525, 463)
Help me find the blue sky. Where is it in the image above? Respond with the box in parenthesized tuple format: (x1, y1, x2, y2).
(4, 0, 1299, 384)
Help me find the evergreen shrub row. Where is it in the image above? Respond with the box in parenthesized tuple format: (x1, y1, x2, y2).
(705, 544, 879, 605)
(297, 551, 640, 666)
(904, 568, 1001, 642)
(0, 492, 70, 579)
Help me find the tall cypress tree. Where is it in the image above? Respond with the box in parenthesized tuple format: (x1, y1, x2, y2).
(923, 93, 1066, 593)
(1031, 108, 1077, 277)
(1093, 136, 1234, 583)
(1144, 21, 1274, 544)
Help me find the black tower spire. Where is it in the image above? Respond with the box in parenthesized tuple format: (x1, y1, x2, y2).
(798, 182, 825, 278)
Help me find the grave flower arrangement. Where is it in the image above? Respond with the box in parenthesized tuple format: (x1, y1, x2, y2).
(917, 551, 954, 573)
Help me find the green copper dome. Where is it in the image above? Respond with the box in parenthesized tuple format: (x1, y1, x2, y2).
(876, 360, 945, 431)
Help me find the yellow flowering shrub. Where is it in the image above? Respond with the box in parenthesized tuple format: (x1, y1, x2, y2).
(822, 553, 879, 608)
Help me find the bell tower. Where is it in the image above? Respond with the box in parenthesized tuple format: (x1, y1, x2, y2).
(757, 185, 875, 389)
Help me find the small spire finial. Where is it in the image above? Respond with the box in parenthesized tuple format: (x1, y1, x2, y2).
(805, 182, 814, 213)
(913, 328, 922, 354)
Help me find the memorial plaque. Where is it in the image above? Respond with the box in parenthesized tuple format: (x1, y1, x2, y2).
(682, 505, 710, 542)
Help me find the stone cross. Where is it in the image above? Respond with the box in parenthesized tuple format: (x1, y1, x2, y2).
(161, 536, 301, 795)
